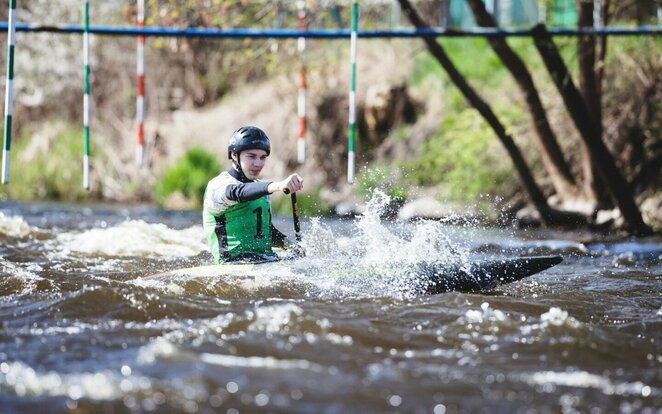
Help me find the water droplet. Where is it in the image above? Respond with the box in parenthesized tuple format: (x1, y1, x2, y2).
(388, 395, 402, 407)
(255, 392, 269, 406)
(226, 381, 238, 394)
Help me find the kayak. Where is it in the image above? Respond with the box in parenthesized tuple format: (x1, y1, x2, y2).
(143, 255, 563, 294)
(411, 255, 563, 294)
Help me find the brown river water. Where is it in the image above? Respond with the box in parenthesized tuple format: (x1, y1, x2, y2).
(0, 197, 660, 413)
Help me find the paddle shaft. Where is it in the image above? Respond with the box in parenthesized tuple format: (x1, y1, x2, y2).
(284, 189, 302, 242)
(291, 192, 302, 242)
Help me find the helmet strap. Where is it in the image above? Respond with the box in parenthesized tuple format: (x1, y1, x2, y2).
(230, 152, 251, 183)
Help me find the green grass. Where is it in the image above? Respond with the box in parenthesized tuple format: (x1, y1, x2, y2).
(0, 123, 102, 201)
(406, 37, 537, 201)
(403, 108, 514, 201)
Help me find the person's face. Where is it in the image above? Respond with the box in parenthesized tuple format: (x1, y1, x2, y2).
(235, 149, 268, 180)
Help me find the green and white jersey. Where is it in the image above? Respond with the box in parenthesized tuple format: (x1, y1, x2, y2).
(203, 171, 276, 264)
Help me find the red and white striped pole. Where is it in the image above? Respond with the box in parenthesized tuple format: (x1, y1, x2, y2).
(135, 0, 145, 166)
(296, 0, 307, 165)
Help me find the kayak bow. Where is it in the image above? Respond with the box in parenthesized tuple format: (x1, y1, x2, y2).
(411, 255, 563, 294)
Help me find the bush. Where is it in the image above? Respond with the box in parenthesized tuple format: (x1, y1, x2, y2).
(154, 148, 220, 208)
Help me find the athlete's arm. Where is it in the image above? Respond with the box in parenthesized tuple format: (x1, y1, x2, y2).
(225, 182, 271, 202)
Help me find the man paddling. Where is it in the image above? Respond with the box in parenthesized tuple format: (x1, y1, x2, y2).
(203, 126, 304, 264)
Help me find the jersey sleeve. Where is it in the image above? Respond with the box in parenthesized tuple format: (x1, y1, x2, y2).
(204, 173, 274, 214)
(203, 173, 239, 215)
(225, 181, 271, 202)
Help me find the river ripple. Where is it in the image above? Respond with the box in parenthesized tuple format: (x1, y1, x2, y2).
(0, 201, 660, 413)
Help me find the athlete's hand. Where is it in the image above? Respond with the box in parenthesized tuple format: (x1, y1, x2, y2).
(271, 173, 303, 194)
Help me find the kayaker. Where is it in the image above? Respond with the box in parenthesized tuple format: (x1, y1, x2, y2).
(203, 126, 304, 264)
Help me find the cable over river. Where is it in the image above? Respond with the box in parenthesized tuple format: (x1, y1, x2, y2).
(0, 198, 660, 413)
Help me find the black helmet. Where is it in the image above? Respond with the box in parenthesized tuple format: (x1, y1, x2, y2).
(228, 126, 271, 159)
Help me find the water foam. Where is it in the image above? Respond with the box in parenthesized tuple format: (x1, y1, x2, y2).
(518, 307, 583, 337)
(525, 370, 653, 397)
(137, 337, 180, 365)
(250, 302, 304, 335)
(0, 212, 32, 238)
(463, 302, 508, 325)
(199, 353, 329, 373)
(540, 307, 582, 328)
(56, 220, 206, 257)
(0, 360, 151, 400)
(0, 260, 43, 295)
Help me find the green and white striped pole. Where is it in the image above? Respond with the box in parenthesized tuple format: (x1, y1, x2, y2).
(83, 0, 90, 190)
(2, 0, 17, 184)
(347, 0, 358, 184)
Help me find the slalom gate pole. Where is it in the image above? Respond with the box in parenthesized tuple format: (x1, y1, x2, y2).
(83, 0, 90, 190)
(136, 0, 145, 166)
(296, 0, 306, 164)
(347, 0, 358, 184)
(2, 0, 16, 184)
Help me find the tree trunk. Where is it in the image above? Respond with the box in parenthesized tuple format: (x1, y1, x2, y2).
(577, 0, 612, 208)
(398, 0, 583, 226)
(464, 0, 577, 202)
(531, 24, 653, 236)
(595, 0, 610, 90)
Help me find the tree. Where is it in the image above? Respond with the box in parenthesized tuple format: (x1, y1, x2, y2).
(464, 0, 577, 202)
(577, 0, 611, 208)
(531, 24, 652, 235)
(397, 0, 584, 226)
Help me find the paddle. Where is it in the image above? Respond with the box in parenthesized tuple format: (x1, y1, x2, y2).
(290, 192, 302, 243)
(284, 189, 302, 243)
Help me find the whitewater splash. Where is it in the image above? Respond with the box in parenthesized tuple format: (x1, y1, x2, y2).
(21, 191, 479, 298)
(0, 213, 33, 238)
(55, 220, 206, 258)
(271, 190, 472, 298)
(131, 191, 474, 298)
(302, 190, 468, 266)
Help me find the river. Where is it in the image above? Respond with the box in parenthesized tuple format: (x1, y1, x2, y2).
(1, 198, 660, 413)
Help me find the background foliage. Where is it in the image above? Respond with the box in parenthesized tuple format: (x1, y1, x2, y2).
(0, 1, 659, 218)
(153, 148, 220, 208)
